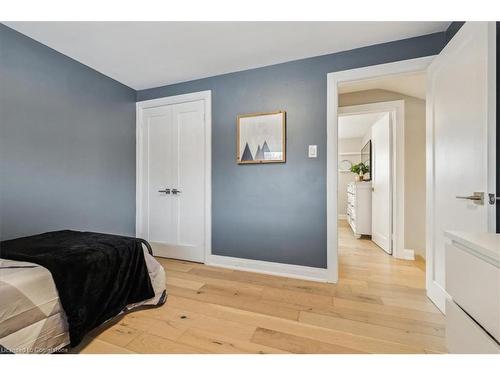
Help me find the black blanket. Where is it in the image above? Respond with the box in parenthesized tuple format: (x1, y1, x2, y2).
(0, 230, 155, 346)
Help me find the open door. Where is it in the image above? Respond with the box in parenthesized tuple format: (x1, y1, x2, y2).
(371, 113, 392, 254)
(426, 22, 496, 312)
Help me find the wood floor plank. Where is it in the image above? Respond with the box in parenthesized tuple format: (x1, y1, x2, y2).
(260, 285, 334, 308)
(333, 288, 384, 305)
(303, 304, 445, 337)
(88, 318, 142, 347)
(72, 337, 135, 354)
(333, 296, 445, 324)
(132, 304, 258, 341)
(168, 269, 265, 295)
(167, 284, 300, 320)
(298, 311, 446, 353)
(125, 332, 204, 354)
(177, 328, 287, 354)
(156, 258, 194, 272)
(118, 313, 187, 341)
(166, 275, 205, 290)
(251, 327, 365, 354)
(380, 296, 441, 313)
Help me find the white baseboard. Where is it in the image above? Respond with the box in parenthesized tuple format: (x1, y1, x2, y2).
(397, 248, 415, 260)
(338, 214, 347, 220)
(206, 254, 330, 283)
(427, 280, 449, 314)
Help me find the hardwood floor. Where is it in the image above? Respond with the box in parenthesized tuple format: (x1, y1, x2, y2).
(72, 220, 445, 354)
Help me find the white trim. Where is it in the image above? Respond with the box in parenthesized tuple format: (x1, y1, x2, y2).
(401, 249, 416, 260)
(427, 280, 450, 313)
(338, 151, 360, 156)
(338, 100, 406, 259)
(206, 254, 328, 282)
(486, 22, 497, 232)
(327, 56, 434, 283)
(136, 90, 212, 263)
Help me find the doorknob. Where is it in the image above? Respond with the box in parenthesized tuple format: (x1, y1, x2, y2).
(158, 188, 171, 194)
(172, 188, 181, 195)
(456, 192, 484, 205)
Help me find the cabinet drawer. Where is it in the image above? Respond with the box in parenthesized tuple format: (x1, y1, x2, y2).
(347, 204, 355, 218)
(446, 242, 500, 341)
(347, 193, 356, 205)
(446, 299, 500, 354)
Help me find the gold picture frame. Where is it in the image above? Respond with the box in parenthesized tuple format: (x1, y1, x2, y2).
(236, 111, 286, 164)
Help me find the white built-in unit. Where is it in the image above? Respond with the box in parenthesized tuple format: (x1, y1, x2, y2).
(346, 181, 372, 238)
(445, 231, 500, 354)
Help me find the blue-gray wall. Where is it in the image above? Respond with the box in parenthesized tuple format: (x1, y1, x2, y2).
(137, 32, 447, 268)
(445, 22, 465, 44)
(0, 24, 137, 241)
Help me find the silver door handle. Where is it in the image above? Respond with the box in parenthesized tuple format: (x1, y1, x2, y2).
(158, 188, 171, 194)
(456, 192, 484, 205)
(172, 188, 181, 195)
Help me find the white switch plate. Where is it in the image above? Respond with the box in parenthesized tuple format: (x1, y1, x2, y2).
(308, 145, 317, 158)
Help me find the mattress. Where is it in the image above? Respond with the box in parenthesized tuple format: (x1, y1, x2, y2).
(0, 247, 166, 354)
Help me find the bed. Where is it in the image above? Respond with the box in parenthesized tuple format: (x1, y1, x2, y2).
(0, 231, 166, 354)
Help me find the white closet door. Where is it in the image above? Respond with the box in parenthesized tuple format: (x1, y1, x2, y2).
(140, 100, 206, 262)
(371, 113, 392, 254)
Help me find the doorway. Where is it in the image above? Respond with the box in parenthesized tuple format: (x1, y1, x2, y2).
(337, 102, 404, 257)
(326, 56, 432, 284)
(136, 91, 212, 263)
(335, 74, 427, 266)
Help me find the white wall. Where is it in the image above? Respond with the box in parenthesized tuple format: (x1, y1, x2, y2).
(339, 89, 426, 259)
(361, 126, 372, 152)
(337, 137, 362, 217)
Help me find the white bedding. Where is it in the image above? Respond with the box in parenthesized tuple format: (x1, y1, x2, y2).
(0, 247, 166, 354)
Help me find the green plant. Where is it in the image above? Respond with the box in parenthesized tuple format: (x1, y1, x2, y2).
(350, 162, 369, 175)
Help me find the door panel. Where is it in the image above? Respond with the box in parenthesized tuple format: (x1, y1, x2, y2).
(426, 22, 496, 312)
(144, 107, 174, 244)
(173, 101, 205, 251)
(371, 113, 392, 253)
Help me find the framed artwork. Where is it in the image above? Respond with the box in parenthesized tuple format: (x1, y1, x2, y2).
(236, 111, 286, 164)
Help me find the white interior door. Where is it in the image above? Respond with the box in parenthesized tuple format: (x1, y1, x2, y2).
(140, 99, 206, 262)
(371, 113, 392, 254)
(426, 22, 496, 312)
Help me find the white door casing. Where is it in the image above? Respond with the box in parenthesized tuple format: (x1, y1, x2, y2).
(371, 113, 393, 254)
(426, 22, 496, 313)
(328, 56, 433, 282)
(136, 91, 212, 263)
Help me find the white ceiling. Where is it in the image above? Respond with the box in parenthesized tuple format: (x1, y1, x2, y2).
(338, 112, 387, 139)
(3, 22, 449, 90)
(339, 71, 427, 99)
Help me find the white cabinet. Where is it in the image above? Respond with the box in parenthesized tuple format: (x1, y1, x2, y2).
(445, 231, 500, 353)
(346, 182, 372, 238)
(446, 299, 499, 354)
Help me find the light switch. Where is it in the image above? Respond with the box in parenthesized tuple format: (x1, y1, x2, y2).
(308, 145, 318, 158)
